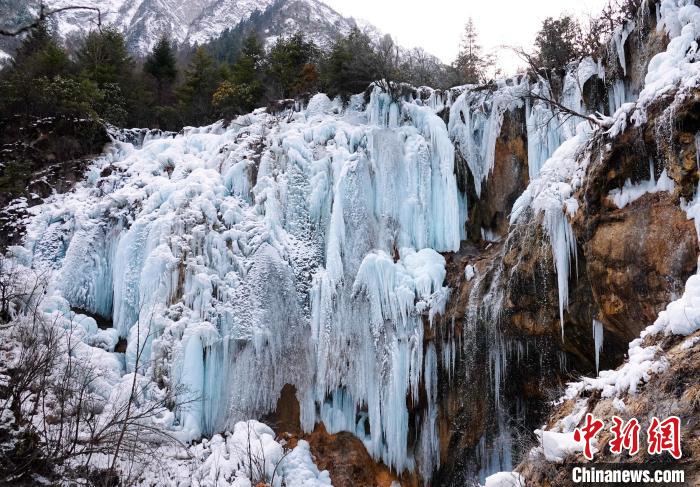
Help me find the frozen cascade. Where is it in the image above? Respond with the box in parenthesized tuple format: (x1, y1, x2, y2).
(525, 85, 561, 180)
(17, 90, 463, 477)
(608, 79, 637, 114)
(526, 59, 603, 180)
(448, 77, 527, 197)
(592, 319, 604, 375)
(513, 0, 700, 339)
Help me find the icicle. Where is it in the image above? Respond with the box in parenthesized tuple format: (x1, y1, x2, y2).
(608, 161, 675, 208)
(419, 343, 439, 482)
(542, 208, 578, 338)
(612, 21, 636, 76)
(592, 319, 604, 375)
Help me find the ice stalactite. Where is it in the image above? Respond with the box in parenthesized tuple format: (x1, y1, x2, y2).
(592, 319, 604, 375)
(608, 79, 636, 114)
(525, 85, 561, 180)
(312, 245, 449, 473)
(612, 20, 636, 76)
(525, 59, 602, 180)
(419, 343, 440, 480)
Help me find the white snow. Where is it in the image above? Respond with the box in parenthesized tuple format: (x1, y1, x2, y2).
(41, 0, 377, 56)
(141, 420, 332, 486)
(625, 0, 700, 127)
(465, 264, 476, 281)
(533, 429, 586, 462)
(0, 49, 11, 67)
(483, 471, 526, 487)
(681, 335, 700, 350)
(608, 164, 675, 208)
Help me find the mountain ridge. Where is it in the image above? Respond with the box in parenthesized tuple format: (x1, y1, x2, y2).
(1, 0, 385, 56)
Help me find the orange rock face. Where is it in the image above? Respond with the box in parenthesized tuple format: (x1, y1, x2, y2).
(587, 195, 698, 340)
(265, 384, 414, 487)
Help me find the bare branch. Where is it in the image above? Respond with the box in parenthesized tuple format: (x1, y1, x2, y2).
(526, 92, 607, 128)
(0, 2, 102, 37)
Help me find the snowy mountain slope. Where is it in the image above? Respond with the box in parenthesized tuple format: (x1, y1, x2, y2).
(6, 0, 382, 55)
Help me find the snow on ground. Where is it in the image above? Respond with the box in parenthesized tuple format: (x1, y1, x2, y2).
(147, 421, 332, 487)
(483, 471, 526, 487)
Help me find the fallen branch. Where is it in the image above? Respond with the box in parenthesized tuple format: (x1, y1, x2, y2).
(526, 92, 609, 128)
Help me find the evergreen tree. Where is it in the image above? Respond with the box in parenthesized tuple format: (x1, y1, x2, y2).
(266, 33, 317, 98)
(534, 15, 582, 70)
(76, 28, 132, 86)
(454, 18, 493, 84)
(11, 23, 71, 80)
(231, 33, 264, 87)
(212, 33, 265, 117)
(0, 22, 100, 120)
(322, 28, 380, 103)
(177, 47, 221, 125)
(144, 35, 177, 105)
(75, 28, 135, 125)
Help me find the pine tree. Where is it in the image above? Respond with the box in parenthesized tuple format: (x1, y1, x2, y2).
(213, 33, 266, 115)
(322, 28, 380, 103)
(266, 32, 317, 99)
(232, 34, 264, 86)
(0, 22, 98, 120)
(75, 28, 136, 125)
(534, 16, 582, 70)
(144, 35, 177, 105)
(11, 22, 71, 80)
(454, 18, 493, 85)
(76, 28, 132, 86)
(177, 47, 221, 125)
